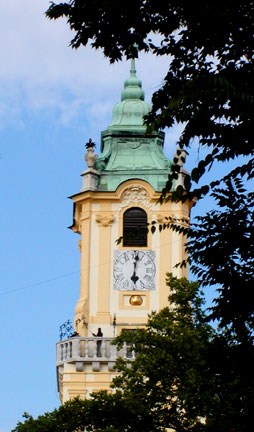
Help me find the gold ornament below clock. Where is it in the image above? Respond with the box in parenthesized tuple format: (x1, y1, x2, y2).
(129, 295, 143, 306)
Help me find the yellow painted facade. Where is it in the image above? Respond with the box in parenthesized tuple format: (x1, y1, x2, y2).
(73, 179, 190, 336)
(57, 179, 191, 402)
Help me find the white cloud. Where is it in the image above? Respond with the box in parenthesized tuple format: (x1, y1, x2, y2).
(0, 0, 171, 129)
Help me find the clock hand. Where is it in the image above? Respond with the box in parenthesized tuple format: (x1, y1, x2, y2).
(130, 253, 139, 285)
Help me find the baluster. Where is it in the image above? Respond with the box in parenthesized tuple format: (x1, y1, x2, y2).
(110, 343, 117, 360)
(64, 343, 68, 359)
(72, 338, 80, 358)
(93, 339, 97, 358)
(101, 339, 106, 357)
(84, 339, 89, 358)
(59, 344, 63, 362)
(123, 342, 127, 359)
(131, 348, 135, 360)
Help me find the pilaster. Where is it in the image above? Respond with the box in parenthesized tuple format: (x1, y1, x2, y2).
(95, 207, 115, 324)
(75, 202, 92, 336)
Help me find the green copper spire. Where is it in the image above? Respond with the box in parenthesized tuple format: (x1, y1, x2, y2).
(108, 58, 150, 131)
(93, 59, 172, 192)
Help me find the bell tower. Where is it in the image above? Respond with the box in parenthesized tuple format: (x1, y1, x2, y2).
(56, 60, 191, 402)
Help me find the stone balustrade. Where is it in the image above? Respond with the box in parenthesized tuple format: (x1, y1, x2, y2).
(56, 337, 135, 372)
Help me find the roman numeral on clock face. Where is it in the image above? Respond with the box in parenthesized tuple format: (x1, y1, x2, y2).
(116, 273, 124, 281)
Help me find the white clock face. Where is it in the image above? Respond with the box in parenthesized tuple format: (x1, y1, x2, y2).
(113, 250, 156, 291)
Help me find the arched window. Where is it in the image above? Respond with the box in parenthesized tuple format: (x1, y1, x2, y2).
(123, 207, 148, 247)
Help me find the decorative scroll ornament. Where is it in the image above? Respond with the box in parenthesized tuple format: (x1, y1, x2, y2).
(75, 313, 88, 329)
(96, 214, 115, 227)
(120, 186, 152, 210)
(157, 214, 174, 224)
(157, 213, 189, 227)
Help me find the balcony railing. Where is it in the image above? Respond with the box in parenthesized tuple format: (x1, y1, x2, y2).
(56, 337, 135, 366)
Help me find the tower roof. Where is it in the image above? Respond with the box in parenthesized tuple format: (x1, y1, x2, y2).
(91, 60, 172, 192)
(108, 59, 151, 131)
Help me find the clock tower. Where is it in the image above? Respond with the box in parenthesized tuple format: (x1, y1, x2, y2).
(56, 60, 191, 402)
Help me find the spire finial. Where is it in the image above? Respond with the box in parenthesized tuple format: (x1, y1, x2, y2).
(120, 48, 144, 102)
(108, 47, 150, 130)
(130, 58, 136, 76)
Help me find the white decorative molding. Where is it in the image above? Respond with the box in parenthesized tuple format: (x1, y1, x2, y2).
(120, 186, 152, 210)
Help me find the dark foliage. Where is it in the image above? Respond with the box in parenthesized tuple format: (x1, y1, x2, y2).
(157, 177, 254, 338)
(187, 177, 254, 336)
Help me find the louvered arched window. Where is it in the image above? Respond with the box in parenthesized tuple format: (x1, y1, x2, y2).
(123, 207, 148, 247)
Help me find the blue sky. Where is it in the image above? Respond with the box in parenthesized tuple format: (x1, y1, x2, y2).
(0, 1, 225, 430)
(0, 2, 176, 430)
